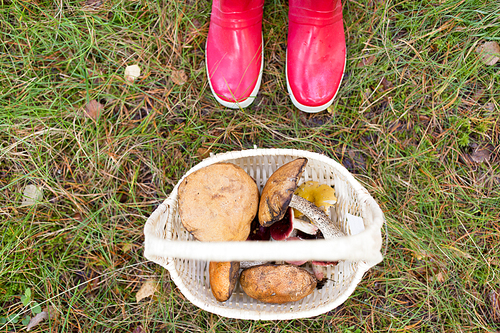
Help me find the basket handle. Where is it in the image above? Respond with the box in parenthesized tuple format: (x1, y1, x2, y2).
(144, 222, 383, 265)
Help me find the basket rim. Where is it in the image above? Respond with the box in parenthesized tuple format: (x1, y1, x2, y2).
(169, 148, 374, 202)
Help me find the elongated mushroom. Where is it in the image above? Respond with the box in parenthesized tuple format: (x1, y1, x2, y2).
(209, 261, 240, 302)
(311, 260, 339, 281)
(258, 158, 345, 239)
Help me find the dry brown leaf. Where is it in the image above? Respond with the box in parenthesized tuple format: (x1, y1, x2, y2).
(73, 212, 83, 222)
(434, 271, 446, 283)
(489, 289, 500, 322)
(484, 102, 495, 112)
(171, 70, 187, 86)
(174, 148, 188, 168)
(132, 326, 145, 333)
(121, 243, 133, 253)
(196, 147, 211, 159)
(357, 55, 376, 68)
(26, 307, 56, 331)
(85, 100, 103, 120)
(471, 88, 485, 102)
(470, 145, 494, 164)
(84, 0, 103, 8)
(26, 311, 48, 331)
(476, 41, 500, 66)
(136, 280, 158, 302)
(381, 77, 394, 91)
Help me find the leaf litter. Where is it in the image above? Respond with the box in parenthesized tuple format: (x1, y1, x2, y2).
(21, 185, 43, 206)
(468, 144, 494, 164)
(171, 70, 187, 86)
(136, 280, 159, 302)
(26, 306, 57, 331)
(476, 41, 500, 66)
(84, 100, 104, 120)
(489, 289, 500, 322)
(125, 65, 141, 82)
(132, 325, 145, 333)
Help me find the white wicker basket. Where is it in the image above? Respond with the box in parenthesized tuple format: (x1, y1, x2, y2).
(144, 148, 384, 320)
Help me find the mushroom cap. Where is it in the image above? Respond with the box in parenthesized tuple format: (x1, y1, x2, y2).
(240, 264, 317, 304)
(269, 207, 294, 241)
(293, 181, 337, 218)
(258, 158, 308, 227)
(247, 217, 271, 241)
(178, 163, 259, 242)
(209, 261, 240, 302)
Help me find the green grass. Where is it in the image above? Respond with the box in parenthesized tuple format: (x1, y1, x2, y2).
(1, 0, 499, 331)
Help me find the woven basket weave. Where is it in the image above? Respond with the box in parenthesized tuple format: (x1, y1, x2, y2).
(144, 148, 384, 320)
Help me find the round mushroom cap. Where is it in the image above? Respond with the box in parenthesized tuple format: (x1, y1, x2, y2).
(178, 163, 259, 242)
(258, 158, 307, 227)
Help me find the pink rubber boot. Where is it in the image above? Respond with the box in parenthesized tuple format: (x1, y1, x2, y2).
(286, 0, 346, 112)
(206, 0, 264, 109)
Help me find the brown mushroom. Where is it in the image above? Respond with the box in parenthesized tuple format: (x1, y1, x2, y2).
(258, 158, 345, 239)
(209, 261, 240, 302)
(178, 163, 259, 242)
(240, 264, 316, 304)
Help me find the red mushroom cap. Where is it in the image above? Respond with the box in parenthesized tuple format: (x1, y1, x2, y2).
(270, 207, 294, 241)
(247, 218, 271, 241)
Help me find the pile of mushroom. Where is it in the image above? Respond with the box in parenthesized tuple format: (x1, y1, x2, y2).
(177, 158, 346, 304)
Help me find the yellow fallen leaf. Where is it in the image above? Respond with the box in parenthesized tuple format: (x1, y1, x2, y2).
(136, 280, 158, 302)
(121, 243, 133, 253)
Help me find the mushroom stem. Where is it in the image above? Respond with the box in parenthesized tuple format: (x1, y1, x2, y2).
(289, 195, 346, 239)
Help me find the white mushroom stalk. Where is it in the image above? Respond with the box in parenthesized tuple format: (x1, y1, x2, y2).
(240, 261, 269, 269)
(289, 195, 345, 238)
(293, 218, 319, 235)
